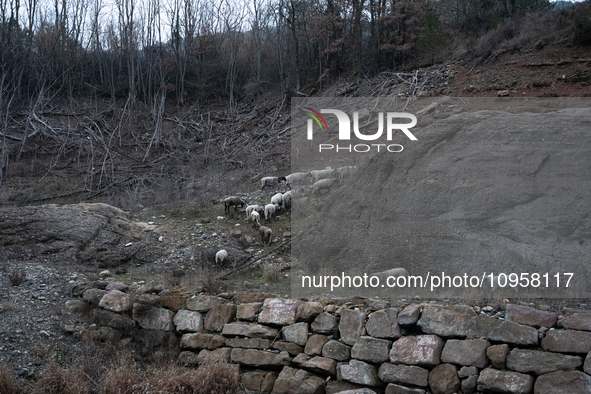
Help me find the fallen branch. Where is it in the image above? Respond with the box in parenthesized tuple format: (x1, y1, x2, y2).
(218, 231, 303, 280)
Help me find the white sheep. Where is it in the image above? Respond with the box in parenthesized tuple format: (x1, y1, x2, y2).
(215, 249, 228, 267)
(271, 192, 283, 209)
(313, 178, 338, 194)
(285, 172, 311, 189)
(371, 267, 409, 285)
(282, 191, 292, 209)
(259, 226, 272, 246)
(245, 204, 260, 220)
(261, 176, 286, 190)
(264, 203, 277, 223)
(309, 167, 335, 183)
(249, 211, 261, 229)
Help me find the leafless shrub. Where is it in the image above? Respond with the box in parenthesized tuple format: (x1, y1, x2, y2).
(0, 364, 22, 394)
(476, 18, 520, 58)
(5, 266, 27, 287)
(263, 262, 281, 282)
(33, 363, 90, 394)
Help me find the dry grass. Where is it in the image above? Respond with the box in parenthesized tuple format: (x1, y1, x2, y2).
(101, 361, 240, 394)
(33, 363, 90, 394)
(102, 359, 141, 394)
(0, 364, 22, 394)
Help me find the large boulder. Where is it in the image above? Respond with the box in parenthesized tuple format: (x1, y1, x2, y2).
(534, 371, 591, 394)
(506, 349, 582, 375)
(389, 335, 444, 367)
(0, 203, 159, 266)
(258, 298, 304, 326)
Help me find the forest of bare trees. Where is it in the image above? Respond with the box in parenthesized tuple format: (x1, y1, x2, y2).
(0, 0, 584, 207)
(0, 0, 558, 109)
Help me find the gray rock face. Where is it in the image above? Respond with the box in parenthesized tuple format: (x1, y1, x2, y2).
(533, 371, 591, 394)
(311, 313, 339, 334)
(283, 322, 309, 346)
(271, 366, 326, 394)
(505, 304, 558, 328)
(338, 360, 380, 386)
(293, 105, 591, 299)
(541, 329, 591, 353)
(477, 368, 535, 394)
(339, 309, 366, 346)
(378, 363, 429, 387)
(389, 335, 444, 367)
(351, 336, 392, 363)
(506, 349, 582, 375)
(440, 339, 490, 368)
(366, 309, 402, 339)
(322, 340, 351, 361)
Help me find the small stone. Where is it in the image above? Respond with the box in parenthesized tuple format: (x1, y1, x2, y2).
(534, 370, 591, 394)
(282, 322, 309, 346)
(389, 335, 444, 367)
(487, 344, 509, 369)
(397, 305, 422, 326)
(305, 334, 328, 356)
(458, 366, 478, 378)
(378, 363, 429, 387)
(204, 304, 237, 332)
(351, 336, 392, 364)
(338, 359, 380, 386)
(322, 339, 351, 361)
(339, 309, 366, 346)
(173, 310, 204, 333)
(440, 339, 490, 368)
(311, 313, 339, 334)
(477, 368, 534, 394)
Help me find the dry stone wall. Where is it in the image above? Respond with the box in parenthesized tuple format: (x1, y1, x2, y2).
(71, 278, 591, 394)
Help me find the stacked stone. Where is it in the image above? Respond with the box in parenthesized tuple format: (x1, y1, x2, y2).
(73, 281, 591, 394)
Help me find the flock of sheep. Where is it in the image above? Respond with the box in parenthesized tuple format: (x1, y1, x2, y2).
(214, 165, 358, 268)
